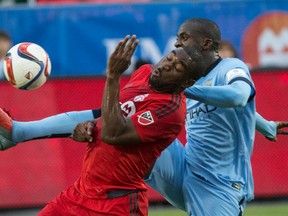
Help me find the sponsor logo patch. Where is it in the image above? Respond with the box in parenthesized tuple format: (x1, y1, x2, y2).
(138, 111, 154, 125)
(121, 101, 136, 117)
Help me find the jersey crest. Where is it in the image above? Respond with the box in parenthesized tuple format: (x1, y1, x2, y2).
(204, 79, 213, 86)
(137, 111, 154, 125)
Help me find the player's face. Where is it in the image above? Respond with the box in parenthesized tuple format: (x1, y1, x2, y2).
(174, 22, 202, 50)
(149, 47, 194, 94)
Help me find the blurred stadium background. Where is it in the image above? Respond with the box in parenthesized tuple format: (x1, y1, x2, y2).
(1, 0, 288, 215)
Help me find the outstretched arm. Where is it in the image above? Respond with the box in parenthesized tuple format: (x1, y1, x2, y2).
(101, 35, 141, 146)
(184, 80, 253, 108)
(184, 80, 288, 141)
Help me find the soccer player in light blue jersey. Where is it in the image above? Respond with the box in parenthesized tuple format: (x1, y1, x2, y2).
(1, 18, 288, 216)
(145, 18, 256, 215)
(145, 18, 287, 215)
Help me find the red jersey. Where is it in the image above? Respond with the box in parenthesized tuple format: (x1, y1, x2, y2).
(74, 64, 186, 199)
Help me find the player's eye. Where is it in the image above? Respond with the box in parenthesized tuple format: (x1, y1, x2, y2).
(182, 36, 189, 41)
(175, 63, 185, 72)
(179, 35, 189, 41)
(164, 65, 171, 71)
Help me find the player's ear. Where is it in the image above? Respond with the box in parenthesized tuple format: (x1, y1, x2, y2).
(202, 38, 213, 50)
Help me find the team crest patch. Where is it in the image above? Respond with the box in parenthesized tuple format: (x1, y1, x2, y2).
(138, 111, 154, 125)
(204, 79, 213, 86)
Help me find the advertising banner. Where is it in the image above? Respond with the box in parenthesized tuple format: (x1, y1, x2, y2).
(0, 1, 287, 77)
(0, 69, 288, 207)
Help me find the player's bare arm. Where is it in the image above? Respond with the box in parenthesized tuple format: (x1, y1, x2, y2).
(101, 35, 141, 146)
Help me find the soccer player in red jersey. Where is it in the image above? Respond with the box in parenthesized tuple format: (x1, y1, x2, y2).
(37, 35, 205, 216)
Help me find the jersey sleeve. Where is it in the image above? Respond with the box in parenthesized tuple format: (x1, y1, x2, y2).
(221, 58, 256, 100)
(130, 96, 185, 144)
(184, 59, 256, 108)
(127, 64, 153, 83)
(222, 59, 254, 87)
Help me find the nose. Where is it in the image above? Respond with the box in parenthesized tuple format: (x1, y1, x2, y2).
(174, 40, 182, 48)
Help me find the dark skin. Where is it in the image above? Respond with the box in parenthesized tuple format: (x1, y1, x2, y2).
(100, 35, 140, 146)
(73, 119, 97, 143)
(175, 21, 218, 70)
(73, 35, 200, 146)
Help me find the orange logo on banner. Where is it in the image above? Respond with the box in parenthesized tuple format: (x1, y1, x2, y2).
(242, 11, 288, 68)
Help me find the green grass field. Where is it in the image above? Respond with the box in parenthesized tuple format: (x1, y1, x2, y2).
(148, 201, 288, 216)
(0, 202, 287, 216)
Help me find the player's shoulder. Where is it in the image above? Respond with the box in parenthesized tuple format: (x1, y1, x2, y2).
(220, 58, 248, 69)
(149, 93, 185, 120)
(131, 64, 153, 79)
(217, 58, 250, 75)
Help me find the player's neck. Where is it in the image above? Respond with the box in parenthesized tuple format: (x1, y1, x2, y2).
(149, 83, 182, 94)
(204, 56, 222, 76)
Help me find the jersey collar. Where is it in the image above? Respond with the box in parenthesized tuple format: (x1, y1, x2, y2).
(204, 57, 222, 76)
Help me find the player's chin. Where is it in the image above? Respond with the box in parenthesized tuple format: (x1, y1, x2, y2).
(149, 74, 159, 86)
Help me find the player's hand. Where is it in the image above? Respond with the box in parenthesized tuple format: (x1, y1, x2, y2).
(72, 121, 95, 142)
(106, 35, 139, 79)
(265, 121, 288, 142)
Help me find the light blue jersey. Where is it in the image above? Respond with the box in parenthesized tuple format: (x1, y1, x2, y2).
(183, 58, 256, 215)
(146, 58, 256, 216)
